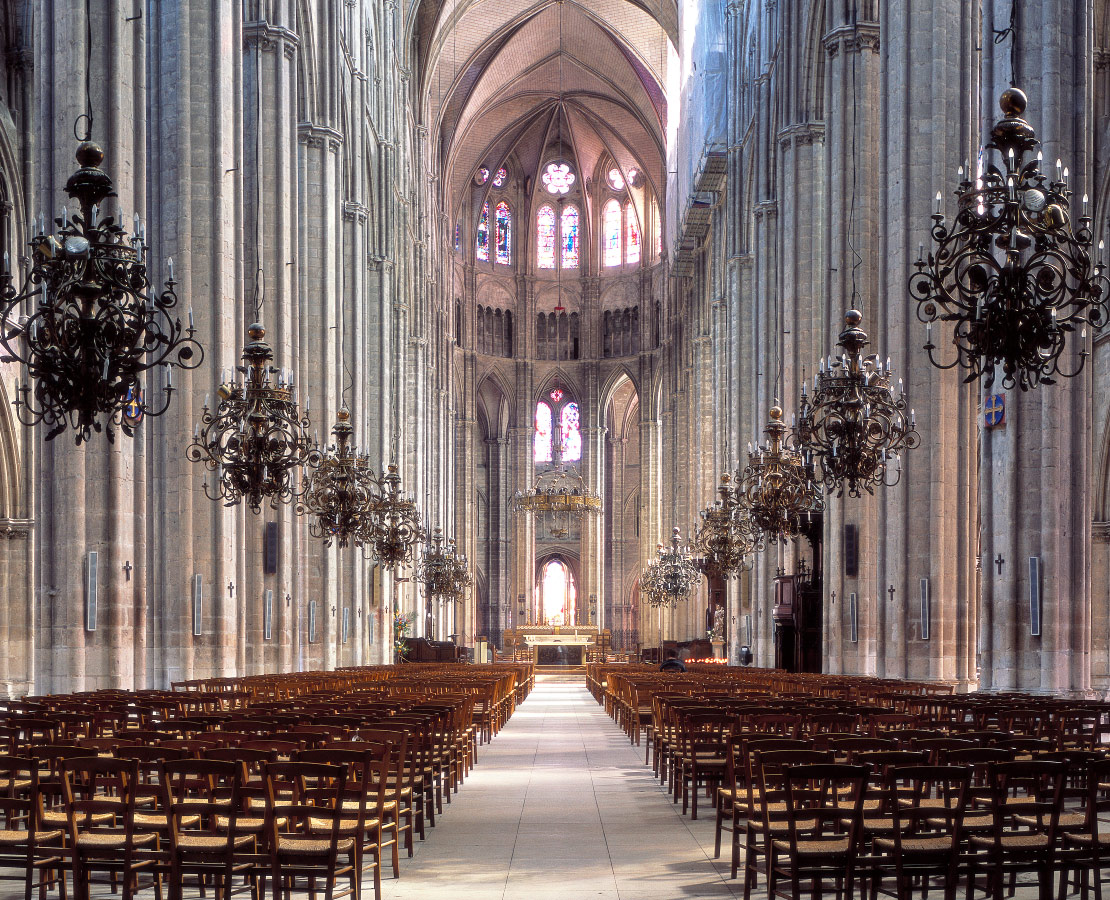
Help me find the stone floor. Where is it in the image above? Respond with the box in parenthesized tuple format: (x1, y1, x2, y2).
(380, 676, 739, 900)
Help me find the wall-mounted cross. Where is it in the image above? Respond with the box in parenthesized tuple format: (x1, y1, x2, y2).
(994, 554, 1005, 575)
(122, 561, 133, 582)
(227, 581, 235, 599)
(888, 584, 896, 602)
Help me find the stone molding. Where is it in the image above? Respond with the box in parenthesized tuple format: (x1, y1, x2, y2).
(1094, 521, 1110, 544)
(1096, 48, 1110, 70)
(244, 22, 300, 59)
(824, 23, 880, 57)
(753, 200, 778, 221)
(343, 201, 369, 223)
(0, 519, 32, 540)
(298, 123, 343, 153)
(777, 123, 825, 150)
(6, 48, 32, 74)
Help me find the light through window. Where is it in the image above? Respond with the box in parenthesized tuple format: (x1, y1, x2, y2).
(603, 199, 621, 266)
(493, 167, 508, 188)
(626, 204, 641, 265)
(534, 401, 553, 462)
(542, 162, 576, 195)
(561, 205, 579, 268)
(539, 559, 577, 627)
(537, 206, 556, 269)
(476, 202, 490, 261)
(560, 402, 581, 461)
(475, 167, 489, 185)
(608, 168, 625, 190)
(495, 202, 511, 265)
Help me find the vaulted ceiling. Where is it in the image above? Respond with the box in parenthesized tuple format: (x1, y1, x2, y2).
(409, 0, 676, 225)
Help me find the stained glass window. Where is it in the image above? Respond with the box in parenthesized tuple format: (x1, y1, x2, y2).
(493, 167, 508, 188)
(534, 401, 553, 462)
(549, 388, 564, 403)
(561, 205, 580, 269)
(560, 402, 582, 461)
(608, 168, 625, 190)
(495, 201, 511, 265)
(603, 199, 621, 266)
(627, 167, 640, 186)
(476, 202, 490, 261)
(454, 222, 460, 252)
(537, 206, 556, 269)
(626, 203, 641, 265)
(475, 167, 489, 185)
(542, 162, 576, 195)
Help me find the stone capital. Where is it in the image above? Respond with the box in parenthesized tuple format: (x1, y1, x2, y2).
(0, 518, 32, 539)
(298, 123, 344, 153)
(777, 123, 825, 150)
(244, 22, 300, 57)
(343, 201, 370, 223)
(823, 23, 880, 57)
(1094, 521, 1110, 544)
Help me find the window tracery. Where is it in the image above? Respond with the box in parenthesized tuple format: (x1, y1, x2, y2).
(534, 401, 553, 462)
(476, 202, 490, 261)
(495, 201, 511, 265)
(626, 204, 641, 265)
(542, 162, 575, 195)
(603, 199, 621, 266)
(537, 206, 556, 269)
(561, 205, 579, 269)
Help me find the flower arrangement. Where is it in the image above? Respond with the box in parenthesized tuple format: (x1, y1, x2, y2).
(393, 611, 412, 660)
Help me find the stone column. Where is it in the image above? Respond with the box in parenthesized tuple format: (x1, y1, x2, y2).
(34, 0, 146, 691)
(979, 0, 1092, 695)
(876, 0, 979, 687)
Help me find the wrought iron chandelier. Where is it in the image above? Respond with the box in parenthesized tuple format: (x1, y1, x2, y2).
(738, 406, 824, 543)
(363, 464, 425, 570)
(692, 473, 759, 578)
(511, 462, 601, 538)
(641, 527, 700, 608)
(419, 528, 473, 602)
(296, 407, 377, 548)
(0, 141, 203, 443)
(909, 88, 1109, 390)
(187, 323, 319, 514)
(794, 310, 920, 498)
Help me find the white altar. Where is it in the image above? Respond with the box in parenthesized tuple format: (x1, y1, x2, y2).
(522, 631, 593, 665)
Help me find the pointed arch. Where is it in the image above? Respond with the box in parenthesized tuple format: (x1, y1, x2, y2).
(561, 204, 580, 268)
(602, 197, 622, 266)
(476, 201, 490, 261)
(537, 204, 556, 268)
(495, 200, 512, 264)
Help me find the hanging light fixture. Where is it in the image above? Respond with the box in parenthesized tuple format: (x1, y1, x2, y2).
(910, 88, 1108, 390)
(794, 310, 920, 498)
(641, 527, 700, 608)
(737, 406, 824, 543)
(363, 464, 425, 570)
(187, 324, 319, 514)
(0, 142, 203, 443)
(417, 527, 455, 599)
(691, 473, 759, 578)
(511, 465, 602, 534)
(296, 407, 377, 548)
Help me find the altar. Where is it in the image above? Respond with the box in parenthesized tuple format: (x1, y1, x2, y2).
(504, 626, 600, 667)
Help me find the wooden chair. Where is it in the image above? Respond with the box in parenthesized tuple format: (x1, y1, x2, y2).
(742, 749, 832, 900)
(967, 760, 1065, 900)
(264, 761, 359, 900)
(674, 712, 733, 820)
(159, 758, 257, 900)
(0, 756, 67, 900)
(871, 764, 970, 900)
(769, 762, 869, 900)
(61, 756, 163, 900)
(299, 746, 389, 900)
(1060, 756, 1110, 900)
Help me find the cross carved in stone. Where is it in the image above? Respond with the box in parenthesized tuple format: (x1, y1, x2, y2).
(994, 554, 1005, 575)
(888, 584, 896, 602)
(122, 560, 133, 582)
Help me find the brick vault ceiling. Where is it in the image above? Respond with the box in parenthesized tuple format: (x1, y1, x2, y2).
(411, 0, 676, 226)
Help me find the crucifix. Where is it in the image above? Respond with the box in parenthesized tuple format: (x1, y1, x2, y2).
(888, 584, 896, 602)
(994, 554, 1004, 575)
(122, 560, 133, 582)
(227, 581, 235, 599)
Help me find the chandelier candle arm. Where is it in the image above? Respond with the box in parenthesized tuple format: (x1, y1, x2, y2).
(187, 322, 319, 514)
(0, 141, 203, 443)
(909, 88, 1109, 390)
(738, 406, 824, 543)
(793, 310, 920, 498)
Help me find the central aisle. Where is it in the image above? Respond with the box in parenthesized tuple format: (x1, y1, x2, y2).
(381, 678, 739, 900)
